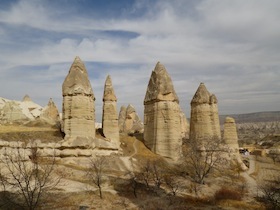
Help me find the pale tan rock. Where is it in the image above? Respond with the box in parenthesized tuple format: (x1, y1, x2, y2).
(144, 62, 182, 161)
(0, 96, 43, 123)
(223, 117, 247, 170)
(125, 104, 143, 133)
(62, 56, 95, 143)
(118, 105, 144, 134)
(118, 106, 126, 132)
(180, 111, 189, 139)
(22, 94, 32, 102)
(102, 75, 120, 148)
(190, 83, 221, 142)
(40, 98, 60, 125)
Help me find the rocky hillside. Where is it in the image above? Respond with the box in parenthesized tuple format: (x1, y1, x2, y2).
(220, 111, 280, 124)
(220, 112, 280, 147)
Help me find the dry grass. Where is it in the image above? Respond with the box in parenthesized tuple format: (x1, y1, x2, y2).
(217, 200, 266, 210)
(0, 124, 57, 133)
(0, 124, 63, 142)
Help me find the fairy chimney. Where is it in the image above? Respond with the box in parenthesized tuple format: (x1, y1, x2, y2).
(223, 117, 247, 170)
(144, 62, 182, 161)
(102, 75, 120, 148)
(190, 83, 221, 142)
(40, 98, 60, 124)
(118, 105, 126, 132)
(62, 56, 95, 142)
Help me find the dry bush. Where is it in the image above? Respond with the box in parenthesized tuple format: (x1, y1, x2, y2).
(214, 187, 243, 201)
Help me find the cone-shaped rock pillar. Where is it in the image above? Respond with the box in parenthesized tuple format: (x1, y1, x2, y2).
(62, 56, 95, 142)
(40, 98, 60, 124)
(144, 62, 182, 161)
(102, 75, 120, 148)
(118, 105, 126, 132)
(190, 83, 221, 142)
(118, 104, 143, 134)
(223, 117, 247, 170)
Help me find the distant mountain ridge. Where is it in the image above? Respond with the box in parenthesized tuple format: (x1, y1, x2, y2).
(220, 111, 280, 124)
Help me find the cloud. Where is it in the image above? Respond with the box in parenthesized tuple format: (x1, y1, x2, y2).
(0, 0, 279, 122)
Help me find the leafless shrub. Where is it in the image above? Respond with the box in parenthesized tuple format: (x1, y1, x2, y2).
(185, 137, 229, 184)
(258, 174, 280, 210)
(0, 146, 60, 210)
(214, 187, 243, 201)
(86, 156, 107, 199)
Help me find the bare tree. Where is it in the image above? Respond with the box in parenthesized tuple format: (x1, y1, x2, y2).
(185, 137, 229, 184)
(86, 156, 106, 199)
(164, 175, 180, 196)
(258, 174, 280, 210)
(151, 162, 164, 189)
(0, 146, 60, 210)
(137, 160, 165, 190)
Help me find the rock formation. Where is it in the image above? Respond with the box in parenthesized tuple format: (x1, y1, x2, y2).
(0, 96, 42, 123)
(118, 105, 126, 132)
(144, 62, 182, 161)
(190, 83, 221, 143)
(180, 111, 190, 139)
(102, 75, 120, 148)
(125, 104, 144, 133)
(40, 98, 60, 125)
(62, 56, 95, 143)
(223, 117, 247, 170)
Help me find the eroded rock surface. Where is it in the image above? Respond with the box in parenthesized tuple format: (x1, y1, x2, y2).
(0, 96, 42, 123)
(40, 98, 60, 125)
(223, 117, 247, 170)
(119, 104, 143, 134)
(62, 56, 95, 144)
(144, 62, 182, 161)
(102, 75, 120, 148)
(190, 83, 221, 143)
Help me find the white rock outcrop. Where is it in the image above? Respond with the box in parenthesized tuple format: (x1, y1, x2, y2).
(0, 96, 43, 123)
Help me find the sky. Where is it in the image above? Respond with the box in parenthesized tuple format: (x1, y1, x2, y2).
(0, 0, 279, 122)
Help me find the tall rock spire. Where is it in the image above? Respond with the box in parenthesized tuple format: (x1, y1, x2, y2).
(103, 75, 117, 102)
(223, 117, 247, 170)
(144, 62, 179, 104)
(144, 62, 182, 161)
(190, 83, 221, 142)
(62, 56, 94, 96)
(62, 56, 95, 144)
(102, 75, 120, 148)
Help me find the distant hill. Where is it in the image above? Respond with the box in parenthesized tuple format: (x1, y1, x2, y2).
(220, 111, 280, 124)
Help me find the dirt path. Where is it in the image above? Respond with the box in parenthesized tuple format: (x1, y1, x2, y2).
(129, 138, 138, 159)
(241, 156, 260, 199)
